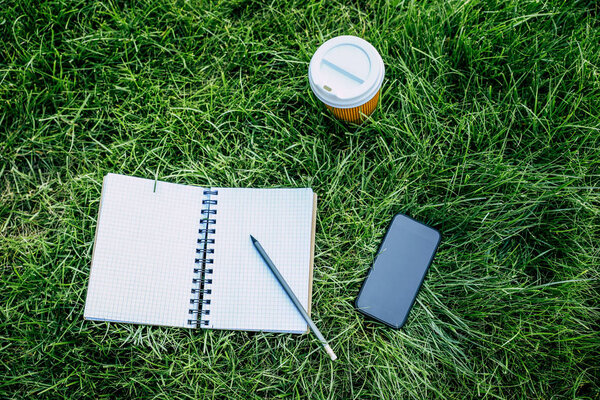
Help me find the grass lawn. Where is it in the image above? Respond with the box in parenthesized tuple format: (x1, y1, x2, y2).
(2, 0, 599, 398)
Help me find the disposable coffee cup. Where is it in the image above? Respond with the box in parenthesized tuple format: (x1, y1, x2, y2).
(309, 35, 384, 123)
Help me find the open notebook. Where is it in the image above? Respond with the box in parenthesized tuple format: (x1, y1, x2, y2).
(84, 173, 317, 333)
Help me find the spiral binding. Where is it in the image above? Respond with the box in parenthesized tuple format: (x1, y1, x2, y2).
(188, 189, 218, 327)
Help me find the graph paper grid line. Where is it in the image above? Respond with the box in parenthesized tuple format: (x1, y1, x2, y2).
(84, 174, 205, 328)
(206, 188, 314, 333)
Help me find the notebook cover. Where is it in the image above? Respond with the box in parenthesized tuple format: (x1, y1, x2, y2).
(306, 193, 317, 318)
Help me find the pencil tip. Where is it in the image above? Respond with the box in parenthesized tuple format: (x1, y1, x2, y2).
(325, 345, 337, 361)
(250, 235, 256, 243)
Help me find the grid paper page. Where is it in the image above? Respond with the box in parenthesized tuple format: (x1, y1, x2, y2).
(206, 188, 314, 333)
(84, 174, 205, 328)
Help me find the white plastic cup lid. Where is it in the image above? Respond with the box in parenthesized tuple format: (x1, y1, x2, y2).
(309, 35, 384, 108)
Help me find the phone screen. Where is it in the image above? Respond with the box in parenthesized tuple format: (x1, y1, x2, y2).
(356, 213, 441, 328)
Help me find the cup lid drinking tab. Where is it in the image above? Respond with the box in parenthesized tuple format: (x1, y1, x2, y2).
(309, 35, 385, 109)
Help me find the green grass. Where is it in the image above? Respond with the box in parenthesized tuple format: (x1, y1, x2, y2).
(1, 0, 599, 398)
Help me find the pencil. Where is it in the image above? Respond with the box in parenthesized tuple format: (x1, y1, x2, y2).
(250, 235, 337, 361)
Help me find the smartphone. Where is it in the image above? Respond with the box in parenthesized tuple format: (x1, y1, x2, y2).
(356, 213, 441, 329)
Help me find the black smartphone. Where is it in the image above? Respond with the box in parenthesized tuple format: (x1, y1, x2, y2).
(356, 213, 441, 329)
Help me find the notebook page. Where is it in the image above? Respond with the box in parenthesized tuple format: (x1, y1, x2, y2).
(84, 174, 205, 328)
(206, 188, 314, 333)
